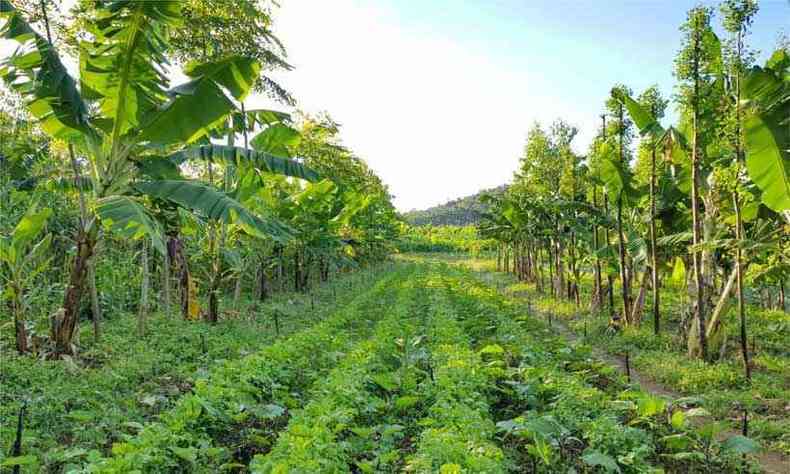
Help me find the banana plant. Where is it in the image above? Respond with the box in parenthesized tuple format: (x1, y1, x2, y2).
(0, 203, 52, 354)
(0, 1, 305, 355)
(741, 49, 790, 214)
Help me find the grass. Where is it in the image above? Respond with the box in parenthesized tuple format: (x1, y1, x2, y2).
(411, 252, 790, 458)
(0, 263, 393, 471)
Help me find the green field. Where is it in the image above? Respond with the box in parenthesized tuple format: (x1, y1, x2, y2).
(1, 0, 789, 472)
(2, 257, 782, 472)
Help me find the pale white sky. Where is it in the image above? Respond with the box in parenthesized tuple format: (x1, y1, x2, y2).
(257, 0, 580, 211)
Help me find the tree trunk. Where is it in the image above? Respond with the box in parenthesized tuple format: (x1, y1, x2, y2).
(294, 251, 302, 292)
(169, 235, 191, 319)
(617, 195, 631, 324)
(650, 145, 660, 334)
(630, 267, 650, 326)
(53, 227, 97, 356)
(161, 245, 171, 317)
(616, 103, 631, 325)
(689, 19, 708, 360)
(603, 193, 615, 321)
(138, 241, 150, 336)
(547, 244, 554, 298)
(706, 266, 738, 338)
(592, 187, 602, 310)
(88, 258, 101, 343)
(734, 193, 750, 379)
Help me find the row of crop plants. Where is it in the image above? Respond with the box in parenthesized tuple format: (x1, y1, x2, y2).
(402, 273, 506, 472)
(446, 267, 762, 473)
(250, 277, 422, 471)
(250, 267, 506, 472)
(501, 271, 788, 458)
(80, 265, 416, 472)
(1, 264, 392, 471)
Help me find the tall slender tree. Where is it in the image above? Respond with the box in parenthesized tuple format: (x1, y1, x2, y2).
(675, 6, 718, 360)
(721, 0, 759, 380)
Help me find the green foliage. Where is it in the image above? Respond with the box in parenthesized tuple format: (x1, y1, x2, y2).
(397, 224, 495, 255)
(403, 185, 507, 226)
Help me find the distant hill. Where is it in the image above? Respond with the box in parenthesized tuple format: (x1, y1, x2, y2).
(402, 185, 507, 226)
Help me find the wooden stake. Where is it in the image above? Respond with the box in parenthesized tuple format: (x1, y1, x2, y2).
(11, 401, 26, 474)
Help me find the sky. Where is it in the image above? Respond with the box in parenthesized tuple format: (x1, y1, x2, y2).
(1, 0, 787, 211)
(255, 0, 788, 211)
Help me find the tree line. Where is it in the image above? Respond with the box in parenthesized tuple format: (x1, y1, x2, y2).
(1, 0, 399, 358)
(479, 0, 788, 380)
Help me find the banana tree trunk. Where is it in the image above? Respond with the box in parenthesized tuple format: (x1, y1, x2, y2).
(706, 266, 738, 338)
(630, 267, 650, 326)
(53, 226, 97, 356)
(88, 258, 101, 343)
(14, 317, 28, 354)
(161, 245, 171, 317)
(138, 240, 149, 336)
(168, 235, 191, 319)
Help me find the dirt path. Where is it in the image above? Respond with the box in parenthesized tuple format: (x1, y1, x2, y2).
(470, 268, 789, 474)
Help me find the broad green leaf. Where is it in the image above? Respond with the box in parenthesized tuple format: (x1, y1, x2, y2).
(96, 196, 166, 255)
(670, 257, 686, 287)
(140, 78, 233, 145)
(25, 233, 52, 268)
(250, 123, 302, 156)
(79, 1, 180, 138)
(11, 204, 51, 252)
(140, 56, 261, 145)
(170, 446, 197, 464)
(184, 56, 261, 101)
(0, 455, 37, 467)
(722, 435, 760, 455)
(333, 192, 371, 226)
(600, 156, 635, 201)
(744, 112, 790, 212)
(256, 404, 286, 419)
(614, 91, 662, 137)
(582, 450, 621, 473)
(661, 433, 692, 451)
(439, 464, 462, 474)
(670, 410, 685, 429)
(136, 156, 183, 180)
(636, 395, 666, 418)
(169, 144, 319, 182)
(0, 1, 93, 139)
(135, 180, 292, 242)
(742, 56, 790, 212)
